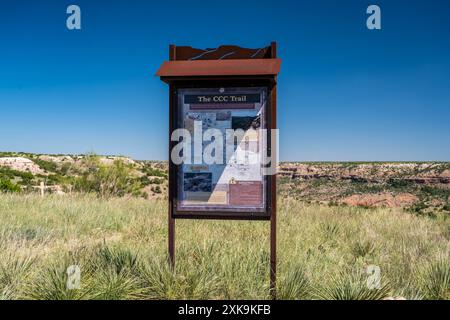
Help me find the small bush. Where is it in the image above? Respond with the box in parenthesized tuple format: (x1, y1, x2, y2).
(143, 166, 167, 178)
(31, 159, 58, 173)
(421, 186, 450, 200)
(387, 179, 413, 190)
(74, 156, 142, 197)
(0, 179, 21, 193)
(149, 178, 164, 185)
(408, 201, 429, 216)
(151, 185, 162, 194)
(0, 168, 34, 186)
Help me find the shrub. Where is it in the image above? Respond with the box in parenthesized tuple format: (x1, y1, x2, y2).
(408, 201, 429, 216)
(151, 185, 162, 194)
(143, 166, 167, 178)
(138, 176, 163, 187)
(387, 179, 413, 190)
(31, 159, 58, 173)
(421, 186, 450, 200)
(0, 179, 21, 193)
(74, 156, 142, 197)
(0, 167, 34, 185)
(149, 178, 164, 185)
(139, 176, 151, 187)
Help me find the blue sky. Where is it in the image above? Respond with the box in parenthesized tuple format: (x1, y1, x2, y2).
(1, 0, 449, 161)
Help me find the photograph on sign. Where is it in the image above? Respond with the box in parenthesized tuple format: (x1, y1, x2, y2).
(176, 87, 268, 213)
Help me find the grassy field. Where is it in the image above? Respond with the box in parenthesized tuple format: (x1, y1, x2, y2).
(0, 194, 448, 300)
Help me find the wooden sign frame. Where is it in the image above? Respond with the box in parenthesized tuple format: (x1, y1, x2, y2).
(157, 43, 280, 297)
(170, 81, 275, 221)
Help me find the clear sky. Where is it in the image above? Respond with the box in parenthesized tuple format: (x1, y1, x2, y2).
(1, 0, 449, 161)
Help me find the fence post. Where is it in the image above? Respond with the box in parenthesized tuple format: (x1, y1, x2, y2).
(40, 181, 45, 197)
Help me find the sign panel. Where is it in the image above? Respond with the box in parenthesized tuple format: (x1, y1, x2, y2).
(175, 87, 268, 215)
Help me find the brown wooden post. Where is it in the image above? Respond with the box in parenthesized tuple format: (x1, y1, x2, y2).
(168, 44, 176, 268)
(269, 41, 277, 299)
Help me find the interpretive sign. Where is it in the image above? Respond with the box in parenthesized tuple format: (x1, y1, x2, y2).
(176, 87, 267, 214)
(156, 43, 280, 297)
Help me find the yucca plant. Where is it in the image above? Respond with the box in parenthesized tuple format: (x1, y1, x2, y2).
(181, 266, 221, 299)
(96, 245, 139, 274)
(421, 258, 450, 300)
(314, 269, 391, 300)
(278, 264, 311, 300)
(321, 222, 340, 240)
(92, 268, 143, 300)
(25, 264, 93, 300)
(0, 253, 35, 300)
(352, 240, 376, 258)
(138, 257, 180, 299)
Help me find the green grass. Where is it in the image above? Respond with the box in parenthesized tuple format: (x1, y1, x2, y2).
(0, 194, 448, 300)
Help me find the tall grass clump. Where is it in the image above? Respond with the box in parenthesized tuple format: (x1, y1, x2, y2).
(278, 264, 310, 300)
(313, 269, 391, 300)
(91, 245, 144, 300)
(26, 263, 91, 300)
(420, 258, 450, 300)
(0, 253, 35, 299)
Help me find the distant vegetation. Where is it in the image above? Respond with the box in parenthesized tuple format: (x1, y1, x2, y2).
(72, 155, 143, 197)
(0, 152, 168, 199)
(1, 152, 449, 217)
(0, 178, 21, 193)
(279, 162, 450, 218)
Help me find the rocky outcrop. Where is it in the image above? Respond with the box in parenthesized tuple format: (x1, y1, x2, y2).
(0, 157, 45, 175)
(279, 163, 450, 185)
(341, 193, 419, 208)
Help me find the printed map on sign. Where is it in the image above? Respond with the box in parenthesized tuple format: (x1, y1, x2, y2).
(177, 87, 267, 211)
